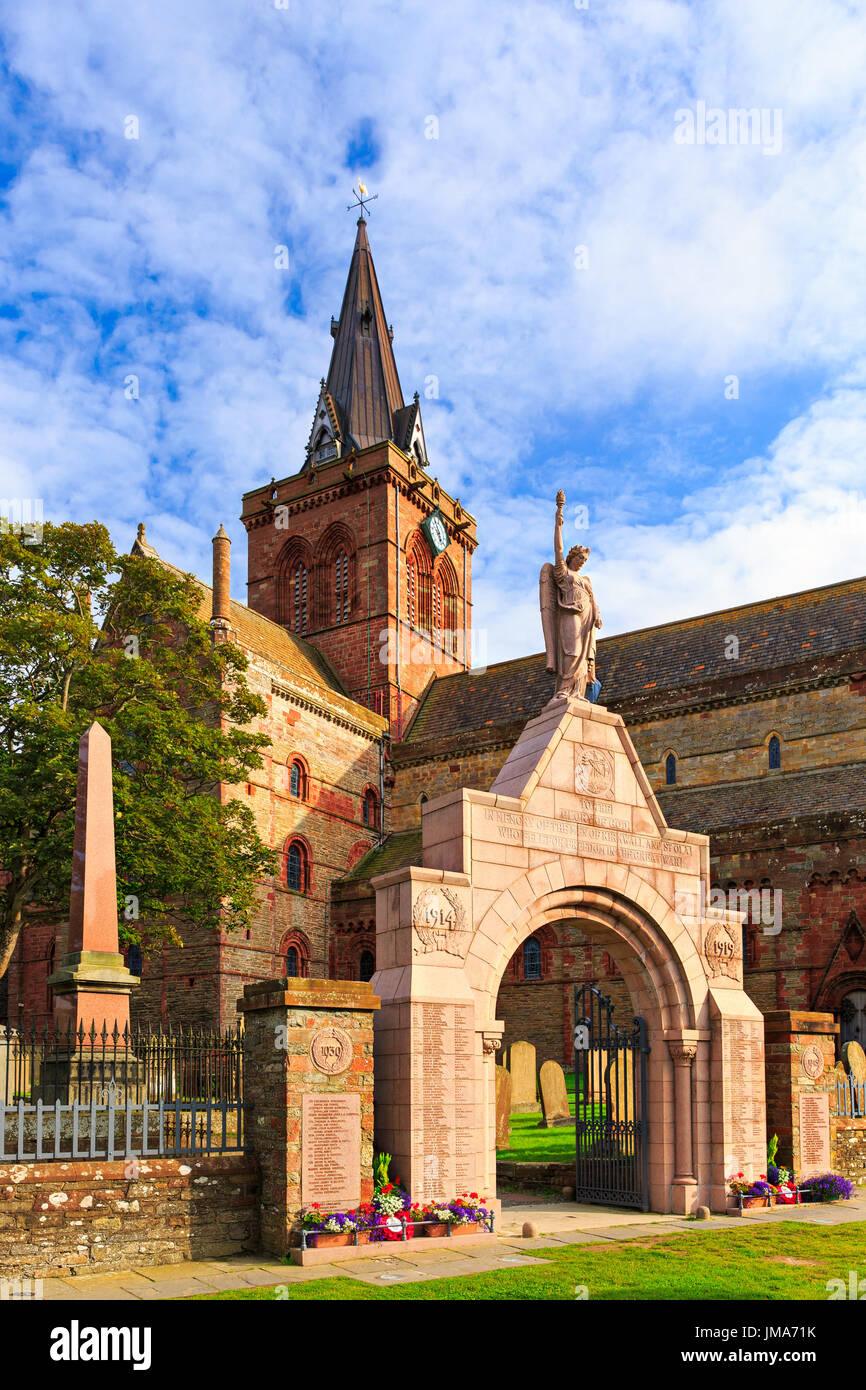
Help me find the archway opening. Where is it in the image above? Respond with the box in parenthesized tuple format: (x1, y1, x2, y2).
(484, 886, 699, 1215)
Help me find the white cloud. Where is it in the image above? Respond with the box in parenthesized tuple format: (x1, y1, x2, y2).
(474, 381, 866, 661)
(0, 0, 864, 663)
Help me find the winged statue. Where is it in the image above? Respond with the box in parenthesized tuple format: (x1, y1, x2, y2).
(540, 490, 602, 700)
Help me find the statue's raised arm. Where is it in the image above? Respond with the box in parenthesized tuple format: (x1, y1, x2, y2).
(539, 489, 601, 701)
(553, 488, 566, 572)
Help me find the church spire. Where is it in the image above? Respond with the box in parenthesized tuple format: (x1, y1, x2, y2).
(307, 218, 409, 463)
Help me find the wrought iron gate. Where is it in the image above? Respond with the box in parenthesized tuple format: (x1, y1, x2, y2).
(573, 984, 650, 1210)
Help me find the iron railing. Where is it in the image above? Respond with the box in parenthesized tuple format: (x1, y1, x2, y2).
(836, 1074, 866, 1119)
(0, 1021, 245, 1162)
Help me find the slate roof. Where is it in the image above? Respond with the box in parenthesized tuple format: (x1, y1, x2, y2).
(656, 763, 866, 836)
(338, 829, 423, 885)
(130, 529, 387, 738)
(404, 575, 866, 745)
(323, 218, 405, 451)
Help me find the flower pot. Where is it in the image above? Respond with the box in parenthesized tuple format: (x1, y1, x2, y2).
(356, 1231, 372, 1245)
(311, 1231, 353, 1248)
(740, 1195, 773, 1209)
(422, 1222, 450, 1238)
(450, 1222, 480, 1235)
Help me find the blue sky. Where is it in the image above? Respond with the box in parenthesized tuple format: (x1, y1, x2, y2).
(1, 0, 865, 663)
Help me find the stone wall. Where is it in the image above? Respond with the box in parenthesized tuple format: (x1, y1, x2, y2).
(0, 1155, 259, 1279)
(833, 1119, 866, 1187)
(635, 683, 866, 790)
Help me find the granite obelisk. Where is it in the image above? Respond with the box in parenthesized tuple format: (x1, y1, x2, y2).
(47, 722, 138, 1031)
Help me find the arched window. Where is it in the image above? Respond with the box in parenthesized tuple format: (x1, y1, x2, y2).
(406, 537, 432, 631)
(358, 949, 375, 982)
(277, 540, 314, 632)
(291, 562, 308, 635)
(435, 556, 459, 656)
(665, 752, 677, 785)
(286, 839, 310, 893)
(768, 735, 781, 770)
(407, 553, 417, 627)
(420, 793, 428, 805)
(282, 932, 310, 979)
(523, 937, 542, 980)
(362, 789, 379, 829)
(335, 549, 350, 624)
(289, 759, 307, 800)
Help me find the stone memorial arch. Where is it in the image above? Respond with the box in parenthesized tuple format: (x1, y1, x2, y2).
(371, 695, 767, 1214)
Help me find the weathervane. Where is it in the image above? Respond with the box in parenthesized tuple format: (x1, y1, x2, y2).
(347, 180, 378, 217)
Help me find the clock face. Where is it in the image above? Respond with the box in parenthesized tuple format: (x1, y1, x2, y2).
(424, 510, 449, 556)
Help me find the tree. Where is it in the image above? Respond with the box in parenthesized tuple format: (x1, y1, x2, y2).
(0, 519, 275, 979)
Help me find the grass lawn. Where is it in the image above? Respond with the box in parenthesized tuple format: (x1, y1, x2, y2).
(497, 1072, 580, 1162)
(497, 1112, 576, 1162)
(196, 1221, 866, 1301)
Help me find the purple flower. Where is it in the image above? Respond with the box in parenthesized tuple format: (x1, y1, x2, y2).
(808, 1172, 854, 1202)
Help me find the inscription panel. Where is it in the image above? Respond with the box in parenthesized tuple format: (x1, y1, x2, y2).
(719, 1017, 765, 1173)
(411, 1001, 476, 1200)
(301, 1093, 361, 1210)
(476, 805, 699, 873)
(799, 1093, 831, 1178)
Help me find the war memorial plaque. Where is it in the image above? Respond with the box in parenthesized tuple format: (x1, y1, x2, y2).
(799, 1093, 831, 1178)
(410, 1001, 476, 1198)
(719, 1016, 765, 1167)
(301, 1093, 361, 1209)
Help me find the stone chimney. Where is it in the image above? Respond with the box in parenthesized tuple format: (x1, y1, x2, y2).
(212, 524, 232, 641)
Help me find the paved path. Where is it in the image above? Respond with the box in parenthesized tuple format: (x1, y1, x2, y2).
(36, 1195, 866, 1300)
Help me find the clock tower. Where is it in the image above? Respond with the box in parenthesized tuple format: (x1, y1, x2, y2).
(242, 216, 477, 737)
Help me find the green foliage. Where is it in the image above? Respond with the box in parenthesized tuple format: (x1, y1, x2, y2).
(0, 520, 275, 975)
(767, 1133, 779, 1166)
(373, 1153, 392, 1189)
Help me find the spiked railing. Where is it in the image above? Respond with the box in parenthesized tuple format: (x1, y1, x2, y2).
(0, 1020, 245, 1162)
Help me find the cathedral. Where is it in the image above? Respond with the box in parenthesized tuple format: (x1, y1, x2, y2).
(5, 217, 866, 1062)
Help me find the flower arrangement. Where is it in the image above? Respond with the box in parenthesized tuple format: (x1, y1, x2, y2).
(371, 1180, 411, 1218)
(747, 1180, 775, 1201)
(373, 1152, 392, 1189)
(726, 1172, 753, 1196)
(447, 1193, 490, 1226)
(417, 1203, 456, 1225)
(299, 1204, 359, 1235)
(727, 1173, 788, 1203)
(766, 1162, 792, 1186)
(806, 1172, 853, 1203)
(296, 1187, 491, 1246)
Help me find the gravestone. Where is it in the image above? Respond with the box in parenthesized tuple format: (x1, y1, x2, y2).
(539, 1060, 573, 1128)
(842, 1040, 866, 1081)
(509, 1041, 540, 1114)
(495, 1066, 512, 1148)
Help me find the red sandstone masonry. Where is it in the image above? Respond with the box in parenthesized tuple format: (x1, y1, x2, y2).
(0, 1155, 259, 1279)
(238, 977, 378, 1257)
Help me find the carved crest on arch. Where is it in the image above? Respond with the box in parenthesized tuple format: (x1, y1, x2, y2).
(412, 887, 469, 957)
(703, 919, 740, 979)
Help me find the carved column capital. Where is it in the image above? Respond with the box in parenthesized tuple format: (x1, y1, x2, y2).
(668, 1042, 698, 1066)
(478, 1024, 505, 1058)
